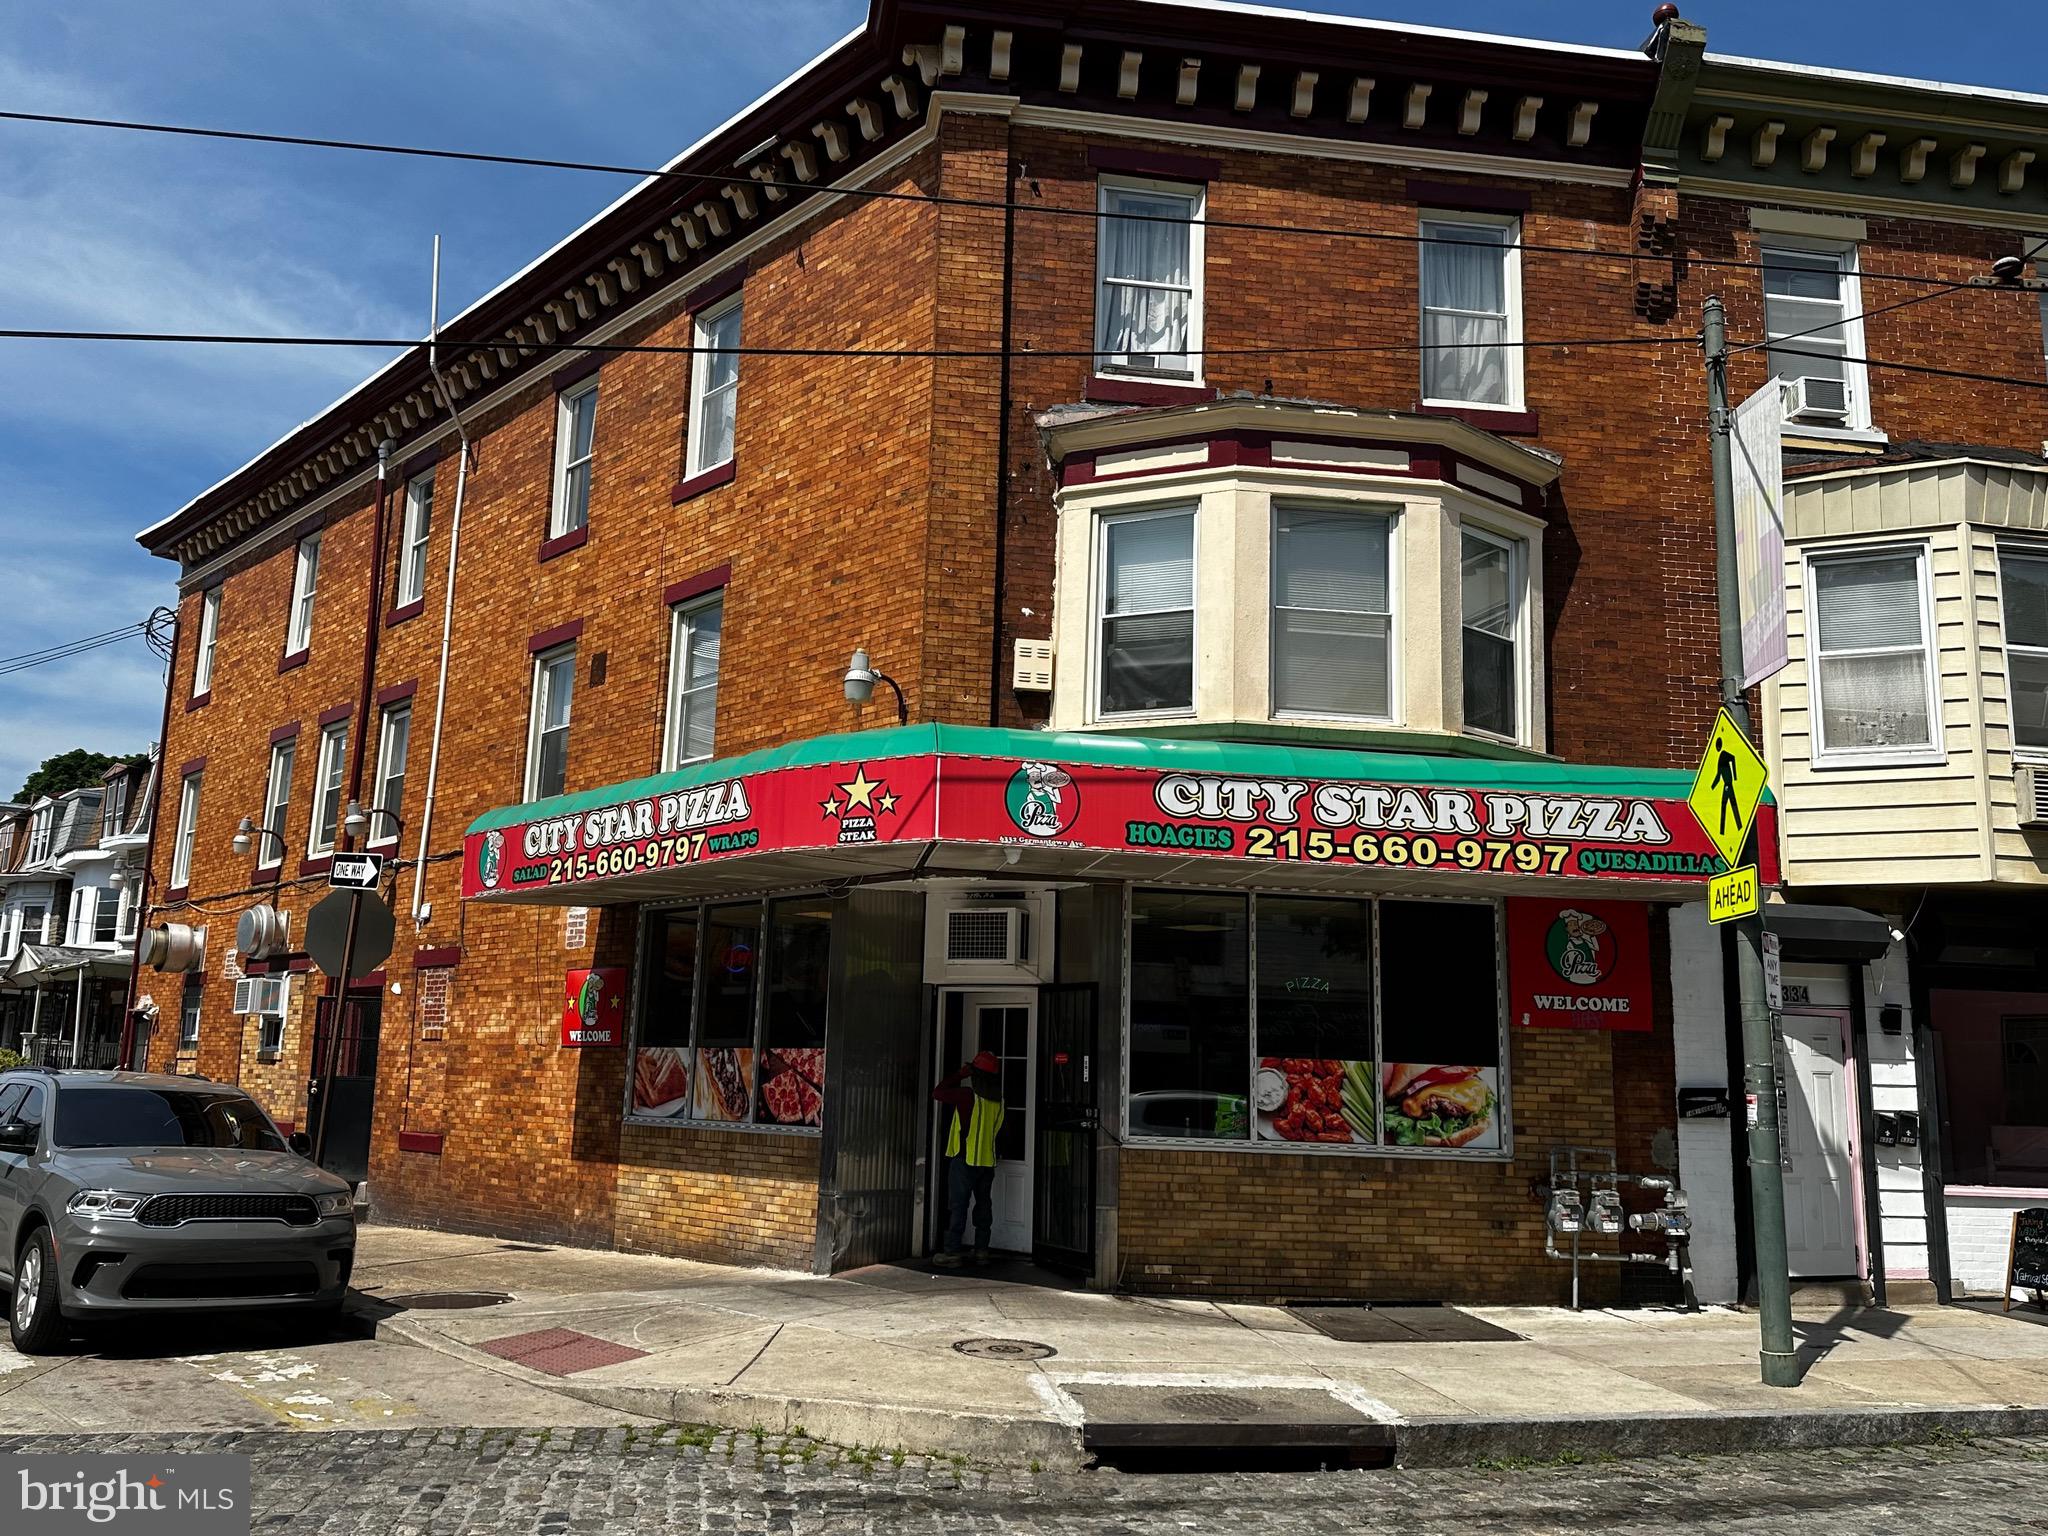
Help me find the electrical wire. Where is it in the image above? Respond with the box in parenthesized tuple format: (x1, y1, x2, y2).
(0, 622, 153, 677)
(0, 106, 2017, 291)
(1727, 279, 1981, 358)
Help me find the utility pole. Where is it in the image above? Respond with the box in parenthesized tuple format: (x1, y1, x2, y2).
(1704, 294, 1799, 1388)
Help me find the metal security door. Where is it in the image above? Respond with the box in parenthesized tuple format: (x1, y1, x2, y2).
(1780, 1009, 1859, 1277)
(308, 992, 381, 1185)
(1033, 983, 1097, 1276)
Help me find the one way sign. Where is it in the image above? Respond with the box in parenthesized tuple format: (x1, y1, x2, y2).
(328, 851, 385, 890)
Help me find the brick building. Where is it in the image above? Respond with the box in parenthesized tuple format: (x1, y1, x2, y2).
(123, 2, 2045, 1304)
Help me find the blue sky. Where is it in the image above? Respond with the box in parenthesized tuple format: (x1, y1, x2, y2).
(2, 0, 2042, 800)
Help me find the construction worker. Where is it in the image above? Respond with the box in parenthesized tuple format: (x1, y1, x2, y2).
(932, 1049, 1004, 1266)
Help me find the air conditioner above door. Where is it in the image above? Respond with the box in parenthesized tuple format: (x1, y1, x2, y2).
(923, 891, 1054, 983)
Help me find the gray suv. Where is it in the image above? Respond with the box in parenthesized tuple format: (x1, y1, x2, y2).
(0, 1069, 356, 1353)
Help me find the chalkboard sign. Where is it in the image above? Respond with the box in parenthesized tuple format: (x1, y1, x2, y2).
(2007, 1207, 2048, 1311)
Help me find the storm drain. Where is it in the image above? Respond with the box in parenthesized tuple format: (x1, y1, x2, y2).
(1160, 1391, 1259, 1419)
(388, 1290, 514, 1311)
(952, 1337, 1057, 1361)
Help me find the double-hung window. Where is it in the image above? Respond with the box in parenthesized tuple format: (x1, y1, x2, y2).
(1271, 504, 1394, 720)
(1094, 179, 1203, 380)
(178, 973, 202, 1051)
(27, 808, 51, 864)
(1461, 529, 1522, 740)
(308, 721, 348, 856)
(286, 534, 320, 654)
(1098, 508, 1195, 718)
(2001, 549, 2048, 753)
(260, 738, 294, 868)
(192, 587, 221, 696)
(1763, 243, 1870, 431)
(170, 772, 201, 890)
(664, 594, 723, 769)
(550, 378, 599, 538)
(527, 646, 576, 800)
(686, 298, 743, 478)
(1419, 215, 1523, 410)
(102, 777, 128, 840)
(397, 468, 433, 608)
(372, 704, 410, 845)
(1808, 549, 1937, 760)
(93, 887, 119, 945)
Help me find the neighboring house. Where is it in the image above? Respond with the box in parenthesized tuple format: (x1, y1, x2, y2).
(123, 2, 2048, 1306)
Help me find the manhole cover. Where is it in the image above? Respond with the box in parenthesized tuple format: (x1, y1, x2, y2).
(388, 1290, 513, 1310)
(1161, 1391, 1261, 1419)
(952, 1337, 1056, 1360)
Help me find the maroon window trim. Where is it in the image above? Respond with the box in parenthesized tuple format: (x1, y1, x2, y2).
(277, 648, 309, 674)
(270, 721, 301, 745)
(317, 701, 353, 727)
(1089, 145, 1221, 183)
(414, 945, 463, 968)
(663, 563, 732, 608)
(529, 618, 585, 655)
(164, 885, 190, 903)
(1085, 376, 1216, 408)
(538, 525, 589, 563)
(184, 691, 212, 713)
(384, 599, 426, 628)
(180, 756, 208, 779)
(397, 1130, 445, 1155)
(550, 353, 605, 392)
(671, 460, 736, 504)
(376, 679, 419, 708)
(298, 856, 333, 879)
(1416, 402, 1541, 436)
(1407, 179, 1533, 214)
(251, 865, 281, 889)
(685, 266, 746, 314)
(288, 955, 314, 972)
(400, 445, 446, 480)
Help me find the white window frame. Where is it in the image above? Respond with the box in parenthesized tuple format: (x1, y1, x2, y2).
(1093, 176, 1206, 384)
(307, 721, 348, 858)
(396, 467, 433, 608)
(260, 737, 295, 869)
(1417, 211, 1525, 412)
(1092, 503, 1199, 724)
(1997, 542, 2048, 763)
(178, 974, 202, 1050)
(192, 587, 221, 696)
(27, 807, 52, 864)
(370, 703, 411, 847)
(286, 533, 321, 654)
(1761, 238, 1873, 434)
(1458, 522, 1531, 745)
(101, 776, 128, 840)
(170, 772, 201, 890)
(1268, 500, 1400, 726)
(663, 593, 723, 770)
(1803, 544, 1944, 768)
(525, 645, 577, 802)
(685, 296, 743, 478)
(549, 378, 599, 539)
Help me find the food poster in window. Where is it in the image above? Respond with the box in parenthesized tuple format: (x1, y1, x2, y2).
(1378, 900, 1503, 1150)
(1505, 897, 1653, 1032)
(1254, 897, 1376, 1144)
(562, 966, 627, 1047)
(631, 908, 698, 1116)
(692, 905, 759, 1122)
(757, 898, 829, 1126)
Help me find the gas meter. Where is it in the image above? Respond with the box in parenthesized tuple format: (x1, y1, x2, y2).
(1587, 1187, 1625, 1236)
(1546, 1188, 1585, 1235)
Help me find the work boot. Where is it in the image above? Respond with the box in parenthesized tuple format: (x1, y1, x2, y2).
(972, 1247, 992, 1266)
(933, 1250, 962, 1268)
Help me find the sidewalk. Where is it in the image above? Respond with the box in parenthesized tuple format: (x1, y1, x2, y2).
(355, 1225, 2048, 1466)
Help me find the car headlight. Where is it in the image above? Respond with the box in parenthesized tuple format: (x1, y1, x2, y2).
(68, 1190, 146, 1219)
(314, 1191, 354, 1218)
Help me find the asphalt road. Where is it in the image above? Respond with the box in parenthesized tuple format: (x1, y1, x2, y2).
(2, 1428, 2043, 1534)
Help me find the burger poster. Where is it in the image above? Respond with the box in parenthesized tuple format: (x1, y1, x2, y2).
(1506, 898, 1653, 1032)
(562, 966, 627, 1047)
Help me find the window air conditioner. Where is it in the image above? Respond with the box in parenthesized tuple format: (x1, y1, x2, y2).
(1783, 375, 1851, 423)
(945, 906, 1030, 967)
(2017, 764, 2048, 829)
(232, 975, 290, 1017)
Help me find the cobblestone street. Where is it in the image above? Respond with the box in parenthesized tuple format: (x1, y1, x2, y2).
(5, 1428, 2045, 1534)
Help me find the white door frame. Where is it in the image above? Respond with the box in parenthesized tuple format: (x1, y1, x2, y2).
(1780, 1006, 1864, 1279)
(934, 986, 1038, 1255)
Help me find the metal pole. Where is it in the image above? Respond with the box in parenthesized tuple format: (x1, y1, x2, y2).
(1705, 295, 1799, 1388)
(70, 966, 86, 1067)
(310, 889, 363, 1167)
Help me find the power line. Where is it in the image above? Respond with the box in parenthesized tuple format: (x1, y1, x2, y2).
(0, 106, 2017, 291)
(1729, 280, 1977, 358)
(0, 623, 152, 678)
(1767, 340, 2048, 394)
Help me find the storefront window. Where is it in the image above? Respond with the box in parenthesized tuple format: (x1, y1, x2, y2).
(1128, 890, 1250, 1138)
(758, 898, 828, 1127)
(629, 909, 698, 1115)
(1254, 897, 1375, 1145)
(1379, 900, 1503, 1151)
(694, 904, 760, 1123)
(1932, 988, 2048, 1189)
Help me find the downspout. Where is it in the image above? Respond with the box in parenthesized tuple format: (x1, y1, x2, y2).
(346, 440, 399, 818)
(118, 618, 178, 1071)
(986, 128, 1019, 727)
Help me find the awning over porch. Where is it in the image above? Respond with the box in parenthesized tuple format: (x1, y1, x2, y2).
(4, 943, 133, 988)
(462, 724, 1775, 908)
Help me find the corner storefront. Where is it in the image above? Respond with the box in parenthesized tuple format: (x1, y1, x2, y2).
(460, 724, 1773, 1303)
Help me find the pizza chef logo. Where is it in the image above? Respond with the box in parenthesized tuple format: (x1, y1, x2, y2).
(819, 764, 899, 846)
(1005, 761, 1078, 839)
(479, 828, 504, 889)
(1544, 907, 1614, 987)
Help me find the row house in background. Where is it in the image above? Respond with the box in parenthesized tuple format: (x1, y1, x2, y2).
(124, 0, 2048, 1307)
(0, 756, 154, 1065)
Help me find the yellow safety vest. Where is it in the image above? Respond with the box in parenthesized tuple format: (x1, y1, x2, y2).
(946, 1095, 1005, 1168)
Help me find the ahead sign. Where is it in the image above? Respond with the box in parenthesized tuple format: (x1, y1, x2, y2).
(329, 851, 385, 891)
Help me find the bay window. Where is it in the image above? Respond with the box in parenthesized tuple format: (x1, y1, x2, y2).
(1808, 548, 1937, 760)
(1094, 180, 1202, 379)
(1419, 216, 1522, 410)
(260, 737, 294, 868)
(1097, 508, 1195, 717)
(686, 297, 742, 478)
(1763, 242, 1870, 431)
(663, 593, 722, 769)
(2002, 548, 2048, 753)
(1271, 504, 1393, 720)
(286, 533, 320, 654)
(1461, 529, 1521, 740)
(308, 721, 348, 856)
(396, 468, 433, 608)
(550, 378, 598, 538)
(526, 645, 576, 801)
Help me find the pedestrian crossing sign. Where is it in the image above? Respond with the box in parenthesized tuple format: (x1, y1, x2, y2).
(1687, 708, 1769, 871)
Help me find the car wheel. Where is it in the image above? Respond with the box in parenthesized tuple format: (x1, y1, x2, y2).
(9, 1227, 66, 1355)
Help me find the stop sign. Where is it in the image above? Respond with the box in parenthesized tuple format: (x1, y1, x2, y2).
(304, 890, 396, 980)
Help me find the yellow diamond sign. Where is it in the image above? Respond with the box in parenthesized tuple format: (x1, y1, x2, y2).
(1687, 708, 1769, 871)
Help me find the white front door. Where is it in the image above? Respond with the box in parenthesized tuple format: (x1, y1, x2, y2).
(953, 992, 1035, 1255)
(1779, 1009, 1859, 1277)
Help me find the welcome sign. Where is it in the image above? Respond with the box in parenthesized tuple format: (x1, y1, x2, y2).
(1504, 897, 1655, 1032)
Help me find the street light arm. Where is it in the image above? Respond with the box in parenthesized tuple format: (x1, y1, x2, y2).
(871, 670, 908, 725)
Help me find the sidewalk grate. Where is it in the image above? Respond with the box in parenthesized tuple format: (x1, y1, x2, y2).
(480, 1327, 649, 1376)
(1291, 1305, 1522, 1344)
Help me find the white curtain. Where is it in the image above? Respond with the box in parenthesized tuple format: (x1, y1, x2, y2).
(1422, 227, 1509, 406)
(1097, 193, 1192, 366)
(1815, 557, 1929, 748)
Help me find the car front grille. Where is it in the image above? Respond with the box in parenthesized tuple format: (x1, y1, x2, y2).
(135, 1193, 319, 1228)
(122, 1261, 322, 1300)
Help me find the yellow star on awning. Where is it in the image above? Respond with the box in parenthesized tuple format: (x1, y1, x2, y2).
(820, 795, 842, 818)
(877, 791, 898, 815)
(838, 766, 882, 811)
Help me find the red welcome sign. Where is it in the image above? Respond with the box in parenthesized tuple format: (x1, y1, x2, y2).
(562, 966, 628, 1047)
(1505, 898, 1654, 1032)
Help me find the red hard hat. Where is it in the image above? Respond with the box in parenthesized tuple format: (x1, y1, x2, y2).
(971, 1051, 1000, 1073)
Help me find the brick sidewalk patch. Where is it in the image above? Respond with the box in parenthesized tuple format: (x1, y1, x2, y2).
(480, 1327, 649, 1376)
